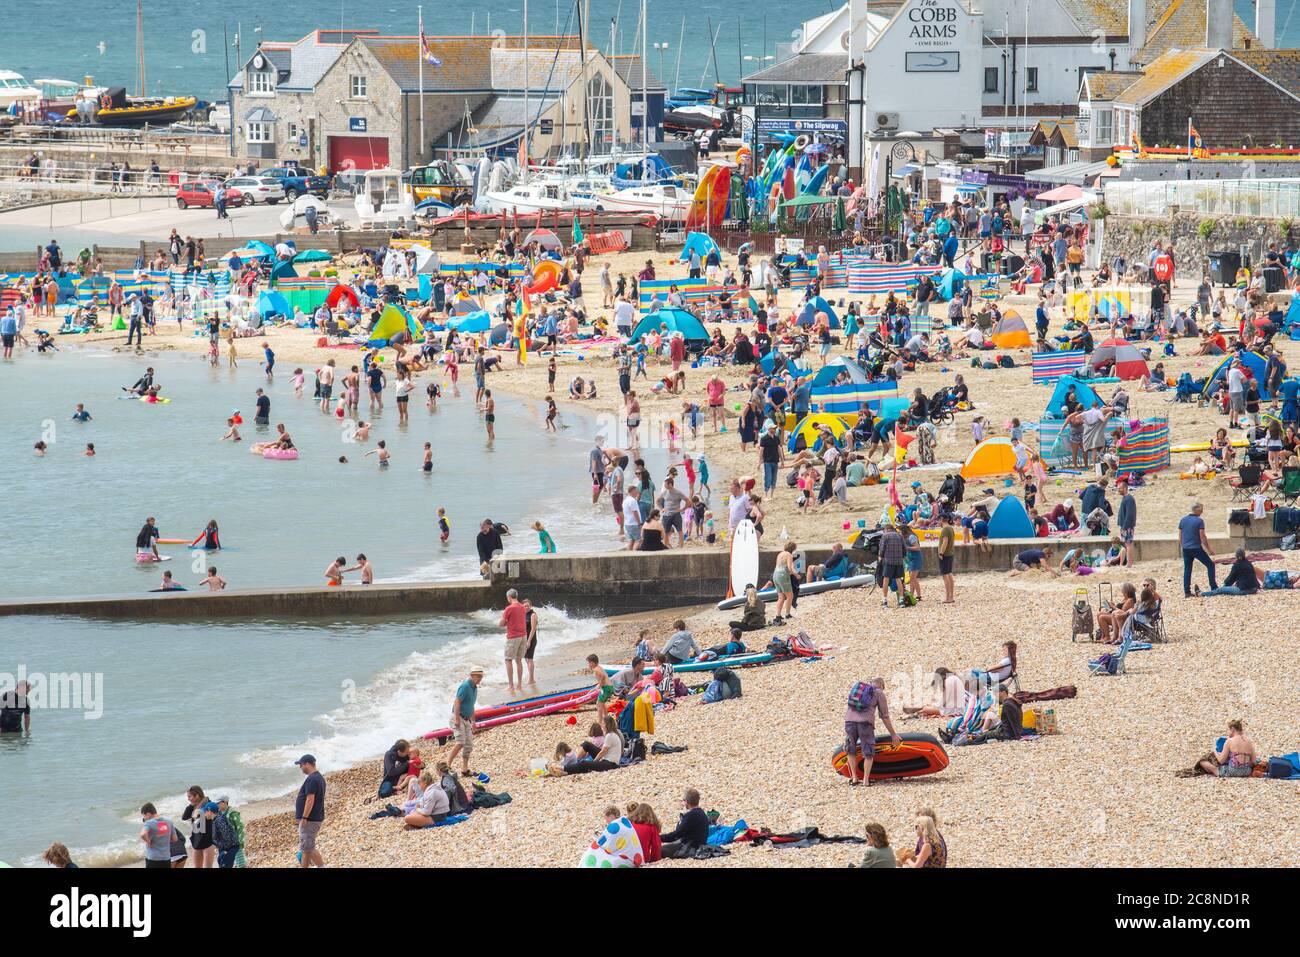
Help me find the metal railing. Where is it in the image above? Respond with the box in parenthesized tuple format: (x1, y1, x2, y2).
(1104, 179, 1300, 220)
(3, 123, 228, 154)
(0, 160, 231, 196)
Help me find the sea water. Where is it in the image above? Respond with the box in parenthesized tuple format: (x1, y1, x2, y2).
(0, 348, 638, 597)
(0, 347, 655, 865)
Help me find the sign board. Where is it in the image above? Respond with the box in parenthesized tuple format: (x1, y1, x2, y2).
(348, 117, 367, 132)
(755, 118, 848, 134)
(631, 100, 645, 116)
(539, 119, 554, 135)
(905, 51, 959, 72)
(906, 0, 962, 46)
(298, 134, 308, 147)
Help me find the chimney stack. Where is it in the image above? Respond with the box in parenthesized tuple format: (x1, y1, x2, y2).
(1205, 0, 1234, 51)
(1128, 0, 1147, 52)
(1255, 0, 1277, 49)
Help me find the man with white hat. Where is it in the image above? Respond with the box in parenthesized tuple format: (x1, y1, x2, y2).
(448, 666, 485, 777)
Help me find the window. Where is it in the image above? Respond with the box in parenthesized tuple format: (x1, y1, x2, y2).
(246, 122, 273, 144)
(984, 67, 999, 93)
(350, 75, 367, 98)
(287, 122, 298, 140)
(788, 85, 822, 106)
(248, 70, 273, 95)
(1093, 109, 1114, 147)
(1026, 68, 1038, 93)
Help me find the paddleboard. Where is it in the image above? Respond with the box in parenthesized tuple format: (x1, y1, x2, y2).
(716, 572, 874, 610)
(1170, 440, 1247, 453)
(830, 732, 950, 781)
(608, 651, 775, 674)
(422, 688, 598, 743)
(135, 554, 172, 563)
(728, 519, 759, 598)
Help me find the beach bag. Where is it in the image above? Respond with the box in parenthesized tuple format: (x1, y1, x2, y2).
(1266, 757, 1294, 779)
(847, 681, 876, 713)
(997, 355, 1016, 369)
(1263, 570, 1292, 590)
(766, 637, 790, 657)
(702, 680, 723, 703)
(1281, 534, 1296, 551)
(1095, 653, 1118, 675)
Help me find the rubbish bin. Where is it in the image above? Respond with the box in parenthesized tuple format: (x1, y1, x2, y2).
(1263, 265, 1285, 293)
(1207, 250, 1240, 286)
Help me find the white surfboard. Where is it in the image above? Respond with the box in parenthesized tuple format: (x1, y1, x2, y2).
(728, 519, 759, 598)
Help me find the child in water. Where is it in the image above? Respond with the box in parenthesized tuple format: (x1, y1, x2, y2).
(292, 368, 305, 396)
(533, 521, 557, 553)
(544, 397, 557, 432)
(421, 442, 433, 473)
(437, 507, 450, 543)
(365, 440, 390, 468)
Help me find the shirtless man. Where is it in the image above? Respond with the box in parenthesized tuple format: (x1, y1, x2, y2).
(342, 366, 361, 414)
(199, 567, 227, 591)
(324, 556, 346, 586)
(484, 390, 496, 442)
(318, 359, 336, 413)
(343, 553, 374, 584)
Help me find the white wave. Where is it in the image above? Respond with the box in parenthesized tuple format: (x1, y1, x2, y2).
(238, 606, 604, 773)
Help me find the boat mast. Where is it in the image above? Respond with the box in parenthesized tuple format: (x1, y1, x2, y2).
(523, 0, 530, 183)
(641, 0, 648, 153)
(136, 0, 146, 97)
(673, 16, 684, 94)
(575, 0, 592, 158)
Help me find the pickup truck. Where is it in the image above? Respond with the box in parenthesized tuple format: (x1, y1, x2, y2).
(257, 166, 331, 200)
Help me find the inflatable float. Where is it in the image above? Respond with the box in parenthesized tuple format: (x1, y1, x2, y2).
(831, 732, 950, 782)
(1171, 440, 1247, 454)
(262, 447, 299, 460)
(716, 573, 874, 610)
(422, 687, 598, 744)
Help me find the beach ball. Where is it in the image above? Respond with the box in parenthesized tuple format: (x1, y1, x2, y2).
(566, 715, 577, 725)
(842, 521, 851, 530)
(1004, 478, 1013, 487)
(1056, 479, 1063, 486)
(734, 403, 742, 411)
(720, 426, 727, 433)
(377, 355, 385, 363)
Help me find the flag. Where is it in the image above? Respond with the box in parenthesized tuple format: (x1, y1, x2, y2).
(420, 30, 442, 66)
(1130, 131, 1144, 156)
(571, 214, 584, 246)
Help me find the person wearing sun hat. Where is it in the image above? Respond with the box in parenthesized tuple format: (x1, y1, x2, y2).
(448, 666, 485, 778)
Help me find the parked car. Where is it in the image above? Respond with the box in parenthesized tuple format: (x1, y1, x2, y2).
(223, 175, 285, 205)
(258, 165, 331, 200)
(175, 181, 245, 209)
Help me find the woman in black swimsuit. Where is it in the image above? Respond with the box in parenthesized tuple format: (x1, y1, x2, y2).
(638, 509, 667, 551)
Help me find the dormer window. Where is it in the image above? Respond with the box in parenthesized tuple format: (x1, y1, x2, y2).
(252, 53, 278, 95)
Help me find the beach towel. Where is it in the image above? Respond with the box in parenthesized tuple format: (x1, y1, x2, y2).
(1214, 551, 1282, 565)
(578, 816, 646, 868)
(740, 826, 867, 848)
(1082, 414, 1110, 454)
(706, 820, 749, 846)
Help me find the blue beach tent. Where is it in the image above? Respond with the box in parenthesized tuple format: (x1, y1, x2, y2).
(629, 308, 709, 344)
(987, 495, 1035, 538)
(1044, 374, 1102, 419)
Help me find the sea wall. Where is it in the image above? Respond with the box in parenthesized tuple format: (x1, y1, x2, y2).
(1100, 212, 1294, 276)
(0, 528, 1240, 621)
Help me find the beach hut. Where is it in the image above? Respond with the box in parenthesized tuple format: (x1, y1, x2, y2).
(367, 303, 420, 345)
(989, 310, 1032, 348)
(811, 356, 871, 387)
(1044, 374, 1102, 419)
(786, 412, 853, 453)
(678, 231, 720, 262)
(1202, 350, 1273, 399)
(960, 437, 1019, 480)
(987, 495, 1036, 538)
(629, 308, 709, 345)
(1085, 338, 1149, 381)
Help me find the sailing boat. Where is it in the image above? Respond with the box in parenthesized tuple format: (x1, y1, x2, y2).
(75, 2, 197, 126)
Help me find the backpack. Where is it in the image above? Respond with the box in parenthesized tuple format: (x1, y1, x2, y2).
(847, 681, 876, 713)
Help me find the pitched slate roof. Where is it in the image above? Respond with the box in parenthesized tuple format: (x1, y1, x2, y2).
(1231, 48, 1300, 101)
(359, 35, 586, 93)
(742, 53, 847, 85)
(1111, 47, 1217, 105)
(1082, 70, 1143, 101)
(1131, 0, 1255, 66)
(611, 55, 666, 93)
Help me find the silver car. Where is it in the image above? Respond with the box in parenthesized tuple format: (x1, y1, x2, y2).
(223, 175, 285, 205)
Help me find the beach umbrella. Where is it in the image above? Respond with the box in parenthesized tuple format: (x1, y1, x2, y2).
(245, 240, 275, 257)
(832, 196, 846, 232)
(221, 247, 270, 261)
(293, 249, 332, 264)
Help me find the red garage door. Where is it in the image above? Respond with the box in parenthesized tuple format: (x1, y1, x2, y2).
(328, 136, 389, 173)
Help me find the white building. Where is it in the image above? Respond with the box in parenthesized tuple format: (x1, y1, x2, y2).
(742, 0, 1274, 181)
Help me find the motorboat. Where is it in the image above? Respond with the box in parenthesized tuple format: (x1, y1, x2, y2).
(354, 168, 416, 227)
(479, 179, 604, 214)
(71, 86, 197, 126)
(593, 182, 693, 220)
(0, 70, 41, 111)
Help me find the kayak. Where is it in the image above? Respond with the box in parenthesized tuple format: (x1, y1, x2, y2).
(423, 688, 598, 743)
(716, 573, 874, 610)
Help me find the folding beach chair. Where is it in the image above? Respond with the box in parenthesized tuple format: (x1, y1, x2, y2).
(1273, 466, 1300, 506)
(1229, 464, 1264, 503)
(1128, 600, 1167, 644)
(1089, 631, 1132, 676)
